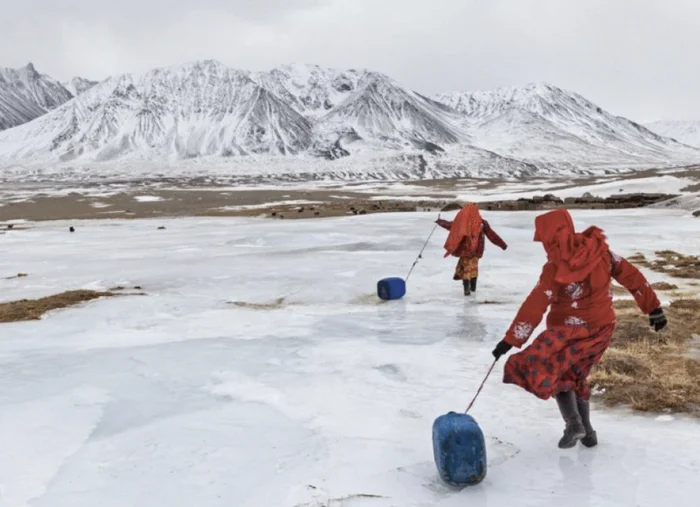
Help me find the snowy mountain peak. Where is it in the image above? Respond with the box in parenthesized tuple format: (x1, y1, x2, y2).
(433, 82, 601, 120)
(63, 76, 98, 97)
(21, 62, 38, 76)
(0, 63, 73, 131)
(431, 81, 699, 168)
(251, 64, 367, 118)
(0, 60, 314, 160)
(313, 70, 469, 153)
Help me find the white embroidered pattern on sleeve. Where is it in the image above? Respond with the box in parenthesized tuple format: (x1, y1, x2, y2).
(514, 322, 534, 341)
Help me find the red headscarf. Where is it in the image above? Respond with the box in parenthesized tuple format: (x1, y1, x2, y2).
(443, 204, 483, 258)
(533, 208, 610, 288)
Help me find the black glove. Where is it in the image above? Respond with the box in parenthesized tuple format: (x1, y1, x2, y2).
(492, 340, 513, 360)
(649, 308, 667, 332)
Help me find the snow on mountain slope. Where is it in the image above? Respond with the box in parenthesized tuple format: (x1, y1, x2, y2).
(251, 63, 364, 118)
(63, 76, 98, 97)
(645, 120, 700, 148)
(0, 63, 73, 130)
(253, 65, 469, 155)
(433, 83, 700, 167)
(0, 62, 472, 168)
(0, 60, 314, 161)
(469, 108, 661, 168)
(314, 72, 469, 154)
(0, 63, 698, 182)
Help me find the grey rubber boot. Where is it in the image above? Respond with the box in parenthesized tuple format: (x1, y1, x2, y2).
(577, 399, 598, 448)
(555, 391, 586, 449)
(470, 277, 478, 292)
(462, 280, 471, 296)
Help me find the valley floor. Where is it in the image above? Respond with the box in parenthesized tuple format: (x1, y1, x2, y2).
(1, 167, 699, 222)
(1, 209, 699, 506)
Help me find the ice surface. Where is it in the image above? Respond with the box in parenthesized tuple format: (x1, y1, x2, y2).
(1, 210, 699, 506)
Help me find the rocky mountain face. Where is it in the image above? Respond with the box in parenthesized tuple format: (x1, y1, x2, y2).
(0, 63, 73, 131)
(62, 77, 98, 97)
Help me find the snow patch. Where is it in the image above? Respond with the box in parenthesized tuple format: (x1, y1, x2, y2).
(133, 195, 164, 202)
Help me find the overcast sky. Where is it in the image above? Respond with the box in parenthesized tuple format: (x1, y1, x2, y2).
(1, 0, 698, 121)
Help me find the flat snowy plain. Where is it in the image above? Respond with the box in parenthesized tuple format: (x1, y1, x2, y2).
(1, 209, 699, 506)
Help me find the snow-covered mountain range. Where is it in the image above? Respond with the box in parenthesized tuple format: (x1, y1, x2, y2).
(0, 61, 314, 161)
(0, 63, 73, 131)
(0, 60, 698, 181)
(431, 83, 700, 169)
(645, 120, 700, 148)
(62, 77, 98, 97)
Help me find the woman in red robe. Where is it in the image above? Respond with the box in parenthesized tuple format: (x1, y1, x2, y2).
(436, 204, 507, 296)
(492, 209, 667, 448)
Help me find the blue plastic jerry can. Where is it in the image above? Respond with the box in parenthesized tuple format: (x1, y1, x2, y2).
(377, 277, 406, 300)
(432, 411, 487, 486)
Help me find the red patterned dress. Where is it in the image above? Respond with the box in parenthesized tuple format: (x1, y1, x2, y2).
(436, 219, 507, 280)
(502, 251, 660, 400)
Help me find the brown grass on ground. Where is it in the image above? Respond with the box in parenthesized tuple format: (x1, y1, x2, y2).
(590, 297, 700, 414)
(627, 253, 650, 266)
(610, 299, 640, 310)
(612, 281, 680, 299)
(610, 284, 628, 295)
(229, 297, 287, 310)
(651, 281, 680, 290)
(628, 251, 700, 279)
(0, 290, 115, 323)
(653, 251, 700, 279)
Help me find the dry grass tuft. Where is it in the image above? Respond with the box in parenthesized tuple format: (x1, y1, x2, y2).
(347, 293, 389, 305)
(652, 281, 679, 291)
(611, 281, 677, 295)
(627, 250, 700, 280)
(627, 253, 651, 267)
(591, 297, 700, 413)
(595, 349, 652, 378)
(0, 290, 115, 323)
(669, 299, 700, 311)
(651, 251, 700, 279)
(611, 299, 639, 310)
(3, 273, 28, 280)
(229, 297, 287, 310)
